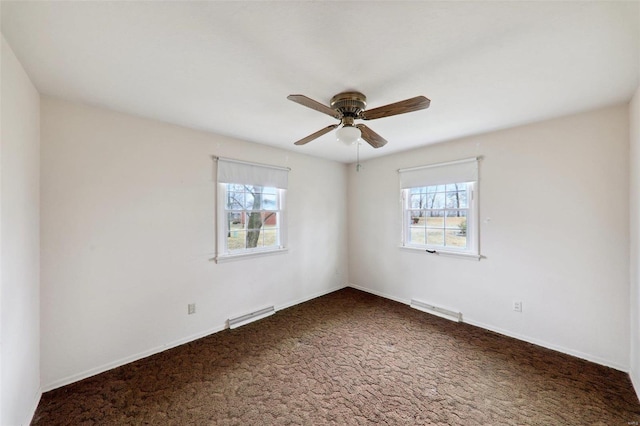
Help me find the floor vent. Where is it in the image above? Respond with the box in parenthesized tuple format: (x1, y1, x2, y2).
(228, 306, 275, 329)
(410, 299, 462, 322)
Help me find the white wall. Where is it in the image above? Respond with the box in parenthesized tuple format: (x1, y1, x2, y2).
(348, 104, 630, 370)
(1, 36, 41, 425)
(40, 97, 348, 390)
(630, 85, 640, 396)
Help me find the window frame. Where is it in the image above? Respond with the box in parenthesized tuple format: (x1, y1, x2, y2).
(214, 156, 290, 263)
(215, 183, 288, 263)
(400, 181, 480, 259)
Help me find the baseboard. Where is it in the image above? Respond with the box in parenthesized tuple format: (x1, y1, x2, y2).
(631, 367, 640, 402)
(349, 284, 628, 373)
(43, 283, 348, 392)
(348, 283, 410, 305)
(22, 386, 42, 426)
(276, 283, 348, 311)
(463, 318, 627, 372)
(42, 323, 227, 392)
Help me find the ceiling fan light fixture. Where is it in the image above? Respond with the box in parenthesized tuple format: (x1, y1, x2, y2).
(336, 125, 361, 146)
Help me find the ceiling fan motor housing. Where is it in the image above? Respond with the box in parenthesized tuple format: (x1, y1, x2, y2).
(331, 91, 367, 120)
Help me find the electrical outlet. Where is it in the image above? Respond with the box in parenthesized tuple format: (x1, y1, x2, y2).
(188, 303, 196, 315)
(513, 301, 522, 312)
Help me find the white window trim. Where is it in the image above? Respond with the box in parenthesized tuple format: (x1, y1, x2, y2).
(399, 181, 480, 260)
(215, 247, 288, 264)
(215, 183, 288, 263)
(398, 246, 481, 260)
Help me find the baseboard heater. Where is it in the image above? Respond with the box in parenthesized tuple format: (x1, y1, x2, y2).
(228, 306, 275, 329)
(410, 299, 462, 322)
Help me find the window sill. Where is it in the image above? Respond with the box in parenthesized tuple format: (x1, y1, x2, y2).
(398, 245, 481, 261)
(213, 247, 288, 264)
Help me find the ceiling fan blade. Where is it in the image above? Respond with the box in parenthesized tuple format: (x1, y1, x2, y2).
(287, 94, 342, 119)
(356, 124, 388, 148)
(360, 96, 430, 120)
(293, 124, 339, 146)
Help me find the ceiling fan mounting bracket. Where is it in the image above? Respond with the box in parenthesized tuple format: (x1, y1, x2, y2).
(330, 91, 367, 117)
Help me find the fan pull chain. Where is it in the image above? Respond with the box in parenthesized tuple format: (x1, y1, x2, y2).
(356, 141, 362, 172)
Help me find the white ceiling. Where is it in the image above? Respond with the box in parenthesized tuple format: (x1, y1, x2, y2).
(2, 1, 639, 163)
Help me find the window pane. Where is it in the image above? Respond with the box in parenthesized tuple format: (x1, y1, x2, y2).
(262, 229, 278, 247)
(410, 194, 425, 209)
(445, 209, 467, 224)
(226, 192, 244, 210)
(427, 229, 444, 246)
(227, 229, 246, 250)
(426, 185, 445, 194)
(445, 183, 459, 192)
(410, 212, 424, 225)
(244, 191, 256, 209)
(426, 212, 444, 228)
(261, 193, 278, 210)
(444, 210, 467, 248)
(245, 212, 262, 229)
(262, 212, 278, 227)
(430, 192, 445, 209)
(261, 186, 278, 195)
(457, 190, 468, 208)
(227, 212, 244, 227)
(446, 191, 468, 209)
(220, 183, 285, 257)
(245, 229, 261, 248)
(402, 183, 475, 253)
(410, 227, 426, 244)
(445, 229, 467, 248)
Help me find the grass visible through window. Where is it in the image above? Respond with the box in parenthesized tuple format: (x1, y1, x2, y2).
(227, 223, 279, 250)
(409, 216, 467, 247)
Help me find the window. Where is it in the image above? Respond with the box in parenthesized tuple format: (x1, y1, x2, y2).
(224, 184, 282, 251)
(399, 158, 479, 258)
(216, 157, 289, 262)
(404, 182, 474, 250)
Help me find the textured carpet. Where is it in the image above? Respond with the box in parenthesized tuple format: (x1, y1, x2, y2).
(33, 288, 640, 425)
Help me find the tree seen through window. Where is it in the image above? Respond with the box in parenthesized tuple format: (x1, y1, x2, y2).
(225, 184, 280, 251)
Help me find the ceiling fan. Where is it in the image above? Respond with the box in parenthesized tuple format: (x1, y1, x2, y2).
(287, 91, 430, 148)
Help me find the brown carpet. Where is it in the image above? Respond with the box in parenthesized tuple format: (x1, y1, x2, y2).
(32, 288, 640, 425)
